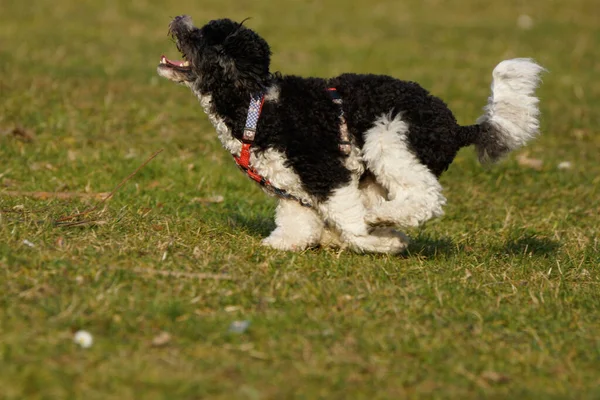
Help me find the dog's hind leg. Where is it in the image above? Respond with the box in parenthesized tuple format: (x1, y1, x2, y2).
(262, 199, 324, 251)
(362, 114, 447, 228)
(317, 177, 409, 254)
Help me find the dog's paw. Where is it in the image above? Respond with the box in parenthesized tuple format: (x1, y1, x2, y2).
(370, 227, 410, 254)
(261, 232, 306, 252)
(342, 228, 409, 254)
(365, 209, 420, 228)
(319, 228, 344, 249)
(365, 213, 397, 227)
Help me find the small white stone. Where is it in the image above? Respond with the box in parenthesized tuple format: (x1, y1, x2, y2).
(228, 320, 250, 334)
(74, 330, 93, 348)
(517, 14, 534, 30)
(557, 161, 572, 170)
(22, 239, 35, 248)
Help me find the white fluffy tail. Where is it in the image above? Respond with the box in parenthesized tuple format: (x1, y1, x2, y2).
(475, 58, 545, 162)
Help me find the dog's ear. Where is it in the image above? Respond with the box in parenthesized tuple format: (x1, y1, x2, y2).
(220, 27, 271, 91)
(215, 46, 239, 80)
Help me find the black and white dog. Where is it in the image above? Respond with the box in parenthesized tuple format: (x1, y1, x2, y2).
(158, 16, 544, 254)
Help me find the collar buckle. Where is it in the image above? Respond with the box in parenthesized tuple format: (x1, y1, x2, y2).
(242, 128, 256, 142)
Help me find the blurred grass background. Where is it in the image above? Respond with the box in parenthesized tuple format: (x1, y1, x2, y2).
(1, 0, 599, 398)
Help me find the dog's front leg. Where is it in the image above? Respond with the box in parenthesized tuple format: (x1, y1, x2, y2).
(261, 199, 324, 251)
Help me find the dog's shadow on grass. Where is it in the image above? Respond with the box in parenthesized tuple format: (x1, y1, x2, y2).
(404, 235, 458, 258)
(229, 212, 275, 238)
(500, 234, 560, 256)
(403, 232, 560, 259)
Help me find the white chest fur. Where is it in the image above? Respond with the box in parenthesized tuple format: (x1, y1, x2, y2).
(197, 94, 242, 156)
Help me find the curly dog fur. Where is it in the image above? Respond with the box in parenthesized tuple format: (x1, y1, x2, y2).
(158, 16, 545, 254)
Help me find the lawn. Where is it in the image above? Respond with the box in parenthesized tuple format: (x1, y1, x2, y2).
(1, 0, 599, 398)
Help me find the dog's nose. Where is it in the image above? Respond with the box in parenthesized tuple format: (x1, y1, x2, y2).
(169, 15, 194, 35)
(172, 15, 193, 27)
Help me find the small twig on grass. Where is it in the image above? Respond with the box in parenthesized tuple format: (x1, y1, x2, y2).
(455, 365, 491, 390)
(115, 266, 236, 281)
(53, 220, 108, 228)
(0, 203, 51, 215)
(2, 191, 111, 201)
(483, 280, 528, 287)
(0, 209, 24, 214)
(54, 148, 164, 226)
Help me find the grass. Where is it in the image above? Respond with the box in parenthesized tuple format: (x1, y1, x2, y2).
(1, 0, 599, 398)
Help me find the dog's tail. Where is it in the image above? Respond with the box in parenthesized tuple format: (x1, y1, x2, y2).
(459, 58, 545, 163)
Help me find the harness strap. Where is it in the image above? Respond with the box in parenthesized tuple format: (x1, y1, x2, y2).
(327, 88, 352, 155)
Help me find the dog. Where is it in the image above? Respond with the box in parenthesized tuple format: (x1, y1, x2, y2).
(157, 16, 544, 254)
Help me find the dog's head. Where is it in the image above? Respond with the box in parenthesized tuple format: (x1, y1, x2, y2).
(158, 16, 271, 93)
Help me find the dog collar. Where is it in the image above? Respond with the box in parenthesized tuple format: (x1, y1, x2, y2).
(233, 93, 265, 183)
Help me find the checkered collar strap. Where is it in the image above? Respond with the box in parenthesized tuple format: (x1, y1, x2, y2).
(242, 93, 265, 142)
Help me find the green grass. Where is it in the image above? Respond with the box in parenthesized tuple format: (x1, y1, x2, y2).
(1, 0, 600, 398)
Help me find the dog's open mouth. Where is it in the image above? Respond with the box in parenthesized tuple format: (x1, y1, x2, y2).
(158, 55, 191, 70)
(157, 54, 194, 83)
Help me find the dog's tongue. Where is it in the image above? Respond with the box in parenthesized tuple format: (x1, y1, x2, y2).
(159, 55, 190, 68)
